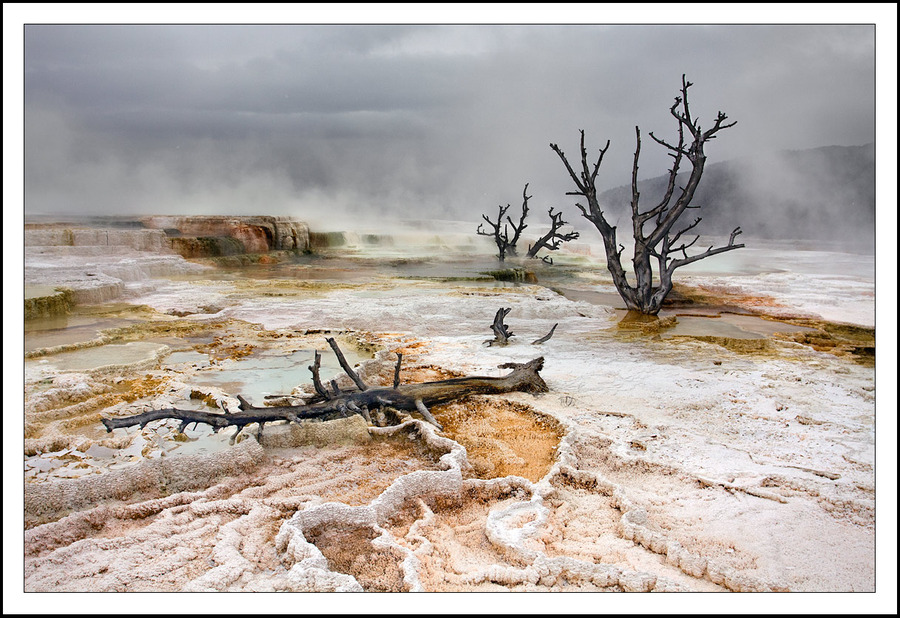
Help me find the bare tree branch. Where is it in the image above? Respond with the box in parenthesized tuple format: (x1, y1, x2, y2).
(531, 323, 558, 345)
(393, 352, 403, 389)
(326, 337, 367, 392)
(308, 350, 329, 399)
(525, 207, 580, 259)
(505, 183, 531, 254)
(552, 75, 741, 314)
(479, 183, 577, 263)
(477, 204, 513, 261)
(486, 307, 515, 346)
(102, 351, 550, 436)
(665, 234, 744, 274)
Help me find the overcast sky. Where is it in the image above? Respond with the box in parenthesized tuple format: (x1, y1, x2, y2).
(5, 10, 899, 614)
(11, 10, 889, 228)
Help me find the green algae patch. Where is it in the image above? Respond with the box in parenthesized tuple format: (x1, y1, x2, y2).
(168, 236, 246, 258)
(481, 268, 538, 283)
(25, 288, 74, 320)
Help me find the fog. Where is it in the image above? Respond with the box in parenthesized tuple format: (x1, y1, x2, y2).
(18, 19, 879, 229)
(6, 8, 898, 615)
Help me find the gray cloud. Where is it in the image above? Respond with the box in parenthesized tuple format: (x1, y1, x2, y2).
(23, 24, 876, 225)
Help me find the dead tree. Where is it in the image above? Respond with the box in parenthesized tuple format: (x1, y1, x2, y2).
(485, 307, 557, 346)
(477, 184, 532, 261)
(505, 184, 531, 256)
(485, 307, 515, 346)
(101, 339, 549, 441)
(550, 75, 744, 315)
(477, 202, 514, 261)
(478, 184, 579, 264)
(525, 207, 580, 264)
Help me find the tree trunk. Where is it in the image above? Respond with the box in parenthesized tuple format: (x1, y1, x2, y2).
(550, 75, 743, 315)
(102, 354, 548, 439)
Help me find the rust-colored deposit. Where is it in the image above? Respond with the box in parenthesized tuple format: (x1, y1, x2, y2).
(436, 396, 564, 482)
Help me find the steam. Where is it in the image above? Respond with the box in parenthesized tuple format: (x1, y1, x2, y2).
(24, 25, 875, 229)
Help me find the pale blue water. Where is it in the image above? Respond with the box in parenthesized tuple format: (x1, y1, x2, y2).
(181, 347, 372, 406)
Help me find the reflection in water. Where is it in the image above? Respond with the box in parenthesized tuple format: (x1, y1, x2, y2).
(176, 254, 529, 285)
(661, 314, 816, 340)
(24, 315, 140, 353)
(551, 286, 819, 339)
(21, 235, 873, 501)
(25, 341, 169, 376)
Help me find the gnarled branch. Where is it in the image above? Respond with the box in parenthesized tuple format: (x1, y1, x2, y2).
(531, 323, 558, 345)
(477, 203, 513, 261)
(486, 307, 515, 346)
(477, 184, 534, 261)
(505, 183, 532, 255)
(525, 207, 580, 259)
(552, 74, 741, 315)
(326, 336, 367, 391)
(308, 350, 328, 399)
(393, 352, 403, 389)
(101, 340, 549, 440)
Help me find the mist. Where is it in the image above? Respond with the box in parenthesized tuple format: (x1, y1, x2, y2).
(592, 143, 876, 253)
(21, 22, 878, 233)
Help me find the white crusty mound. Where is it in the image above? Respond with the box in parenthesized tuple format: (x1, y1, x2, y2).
(20, 238, 877, 607)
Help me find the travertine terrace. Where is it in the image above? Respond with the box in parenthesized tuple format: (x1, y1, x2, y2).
(20, 220, 877, 604)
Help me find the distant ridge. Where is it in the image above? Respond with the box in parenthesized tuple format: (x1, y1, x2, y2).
(596, 143, 875, 248)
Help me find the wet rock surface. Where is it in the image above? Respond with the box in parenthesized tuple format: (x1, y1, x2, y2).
(20, 230, 876, 596)
(140, 215, 310, 255)
(23, 216, 310, 313)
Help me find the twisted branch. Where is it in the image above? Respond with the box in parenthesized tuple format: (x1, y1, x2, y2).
(102, 340, 549, 440)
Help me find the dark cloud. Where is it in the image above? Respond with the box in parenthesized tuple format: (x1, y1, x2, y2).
(23, 24, 876, 224)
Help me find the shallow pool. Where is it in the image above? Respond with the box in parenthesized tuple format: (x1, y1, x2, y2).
(185, 346, 373, 406)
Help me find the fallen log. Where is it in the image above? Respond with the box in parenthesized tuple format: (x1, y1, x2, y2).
(101, 339, 548, 441)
